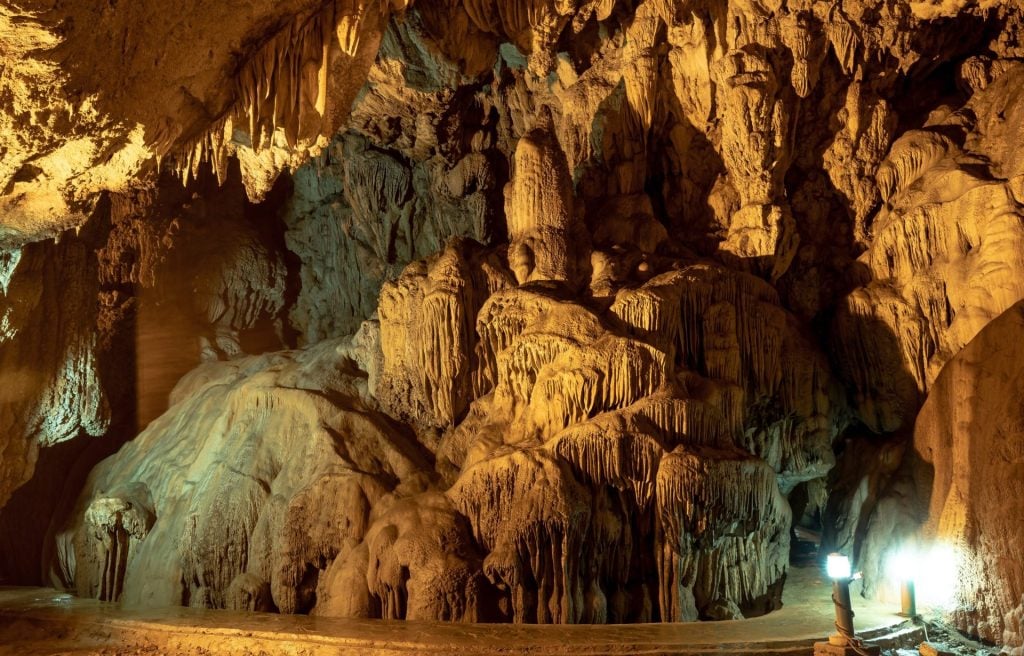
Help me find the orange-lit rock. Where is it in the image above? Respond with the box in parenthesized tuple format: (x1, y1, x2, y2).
(0, 1, 1022, 650)
(912, 301, 1024, 646)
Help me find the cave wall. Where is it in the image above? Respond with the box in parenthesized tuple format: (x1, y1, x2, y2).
(1, 0, 1024, 645)
(911, 301, 1024, 648)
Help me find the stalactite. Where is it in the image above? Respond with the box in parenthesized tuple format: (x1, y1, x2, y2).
(236, 0, 350, 150)
(83, 492, 154, 602)
(630, 394, 732, 450)
(475, 295, 535, 398)
(703, 301, 742, 384)
(781, 11, 826, 98)
(378, 244, 475, 427)
(609, 271, 684, 360)
(450, 450, 590, 624)
(520, 336, 667, 440)
(870, 192, 987, 285)
(342, 143, 413, 237)
(621, 2, 660, 167)
(499, 333, 578, 408)
(713, 45, 786, 209)
(656, 445, 789, 619)
(462, 0, 499, 34)
(753, 321, 834, 486)
(676, 265, 783, 399)
(822, 81, 896, 244)
(476, 290, 604, 400)
(528, 367, 602, 439)
(875, 130, 955, 204)
(657, 447, 777, 548)
(547, 412, 665, 510)
(826, 6, 858, 76)
(831, 283, 932, 432)
(167, 0, 394, 184)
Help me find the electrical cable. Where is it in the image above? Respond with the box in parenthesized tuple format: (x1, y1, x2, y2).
(832, 587, 876, 656)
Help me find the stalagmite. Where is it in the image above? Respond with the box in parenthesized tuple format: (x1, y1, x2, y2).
(319, 492, 490, 621)
(908, 302, 1024, 646)
(82, 489, 154, 602)
(58, 342, 429, 612)
(505, 107, 587, 287)
(378, 243, 476, 427)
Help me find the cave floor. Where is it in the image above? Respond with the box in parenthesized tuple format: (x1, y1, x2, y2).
(0, 566, 916, 655)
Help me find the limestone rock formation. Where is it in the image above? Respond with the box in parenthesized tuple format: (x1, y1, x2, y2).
(54, 338, 431, 609)
(1, 0, 1024, 650)
(910, 301, 1024, 647)
(0, 238, 109, 508)
(833, 63, 1024, 433)
(851, 300, 1024, 651)
(53, 216, 835, 622)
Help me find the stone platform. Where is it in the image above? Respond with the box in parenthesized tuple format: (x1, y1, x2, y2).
(0, 567, 919, 655)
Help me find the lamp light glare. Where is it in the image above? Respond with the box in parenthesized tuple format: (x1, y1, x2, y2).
(886, 546, 920, 582)
(827, 553, 852, 579)
(918, 543, 958, 610)
(887, 542, 959, 611)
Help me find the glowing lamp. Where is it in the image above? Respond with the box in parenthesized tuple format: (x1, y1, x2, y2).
(888, 543, 958, 613)
(826, 554, 857, 648)
(827, 553, 852, 580)
(886, 546, 919, 617)
(816, 554, 880, 655)
(887, 547, 918, 581)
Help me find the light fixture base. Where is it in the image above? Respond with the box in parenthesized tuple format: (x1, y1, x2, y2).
(813, 640, 881, 656)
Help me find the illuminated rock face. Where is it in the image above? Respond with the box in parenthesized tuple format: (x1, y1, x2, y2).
(51, 229, 826, 621)
(912, 302, 1024, 647)
(1, 0, 1024, 644)
(0, 240, 110, 507)
(831, 66, 1024, 435)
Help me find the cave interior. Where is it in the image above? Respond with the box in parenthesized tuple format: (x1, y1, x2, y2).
(1, 0, 1024, 653)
